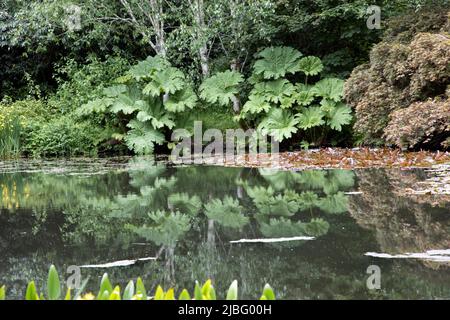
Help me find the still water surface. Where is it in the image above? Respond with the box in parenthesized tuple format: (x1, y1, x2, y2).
(1, 158, 450, 299)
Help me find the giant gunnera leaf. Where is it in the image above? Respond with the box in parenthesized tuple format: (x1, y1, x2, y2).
(199, 70, 244, 107)
(297, 56, 324, 76)
(259, 109, 299, 142)
(252, 79, 295, 104)
(326, 103, 352, 131)
(311, 78, 345, 102)
(142, 67, 185, 97)
(241, 94, 272, 115)
(297, 106, 325, 130)
(253, 46, 303, 79)
(125, 120, 165, 154)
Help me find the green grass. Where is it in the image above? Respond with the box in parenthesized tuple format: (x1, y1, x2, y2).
(0, 117, 21, 159)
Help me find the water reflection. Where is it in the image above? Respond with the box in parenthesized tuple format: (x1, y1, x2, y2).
(0, 159, 450, 299)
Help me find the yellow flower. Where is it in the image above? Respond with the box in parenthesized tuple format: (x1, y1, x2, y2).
(77, 293, 96, 300)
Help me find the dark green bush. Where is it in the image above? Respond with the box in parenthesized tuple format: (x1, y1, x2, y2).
(22, 117, 104, 157)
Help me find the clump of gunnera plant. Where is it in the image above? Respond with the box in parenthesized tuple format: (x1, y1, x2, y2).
(344, 9, 450, 149)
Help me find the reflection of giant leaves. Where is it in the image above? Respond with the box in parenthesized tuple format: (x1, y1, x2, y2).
(253, 46, 303, 79)
(255, 194, 299, 217)
(126, 210, 190, 246)
(296, 191, 320, 211)
(260, 218, 307, 238)
(125, 120, 165, 155)
(259, 218, 309, 248)
(318, 192, 349, 214)
(245, 185, 275, 201)
(296, 171, 327, 189)
(167, 193, 202, 216)
(303, 218, 329, 237)
(323, 170, 355, 194)
(311, 78, 344, 102)
(199, 70, 244, 106)
(204, 196, 249, 229)
(258, 169, 298, 191)
(298, 56, 324, 76)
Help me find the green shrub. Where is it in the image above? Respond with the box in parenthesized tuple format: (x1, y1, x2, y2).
(0, 99, 54, 158)
(48, 56, 132, 115)
(22, 117, 104, 157)
(344, 10, 450, 149)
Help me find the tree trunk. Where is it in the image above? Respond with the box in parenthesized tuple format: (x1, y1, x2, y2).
(230, 59, 241, 113)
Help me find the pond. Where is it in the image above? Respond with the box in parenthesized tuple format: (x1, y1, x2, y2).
(1, 158, 450, 299)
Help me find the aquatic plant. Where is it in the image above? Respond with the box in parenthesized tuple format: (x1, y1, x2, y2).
(0, 265, 275, 300)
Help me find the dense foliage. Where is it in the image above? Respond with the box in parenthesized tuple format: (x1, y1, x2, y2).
(344, 7, 450, 149)
(1, 1, 449, 158)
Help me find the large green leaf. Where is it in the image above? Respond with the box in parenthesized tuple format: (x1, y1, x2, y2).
(253, 46, 303, 79)
(103, 84, 128, 98)
(252, 79, 295, 104)
(135, 99, 175, 129)
(125, 120, 165, 154)
(260, 109, 299, 142)
(241, 94, 272, 115)
(199, 70, 244, 107)
(164, 87, 197, 113)
(128, 56, 169, 80)
(326, 103, 352, 131)
(297, 56, 324, 76)
(297, 106, 325, 130)
(311, 78, 344, 102)
(110, 94, 139, 114)
(142, 67, 185, 97)
(78, 97, 114, 115)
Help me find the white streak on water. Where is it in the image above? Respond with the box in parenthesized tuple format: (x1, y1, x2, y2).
(230, 236, 315, 244)
(79, 256, 157, 268)
(365, 249, 450, 262)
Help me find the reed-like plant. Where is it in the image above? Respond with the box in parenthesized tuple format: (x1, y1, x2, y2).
(0, 117, 21, 159)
